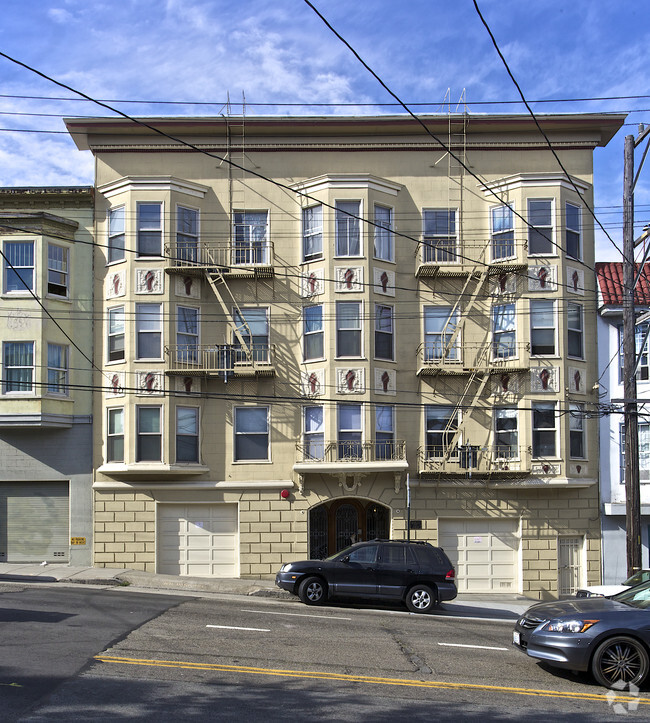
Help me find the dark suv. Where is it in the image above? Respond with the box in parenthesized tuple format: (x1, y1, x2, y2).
(275, 540, 457, 613)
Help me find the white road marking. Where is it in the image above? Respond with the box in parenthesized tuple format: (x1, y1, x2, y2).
(240, 608, 352, 621)
(437, 642, 509, 651)
(206, 625, 270, 632)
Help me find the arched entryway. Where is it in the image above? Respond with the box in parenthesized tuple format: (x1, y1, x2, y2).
(308, 499, 390, 559)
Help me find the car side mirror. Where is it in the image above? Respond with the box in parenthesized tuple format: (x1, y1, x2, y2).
(341, 555, 350, 563)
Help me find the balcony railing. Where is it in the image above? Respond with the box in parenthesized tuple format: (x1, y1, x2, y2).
(164, 241, 274, 271)
(296, 440, 407, 464)
(417, 341, 530, 373)
(416, 240, 528, 274)
(418, 444, 532, 475)
(165, 343, 274, 376)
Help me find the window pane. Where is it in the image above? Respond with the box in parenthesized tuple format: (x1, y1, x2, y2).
(236, 407, 268, 434)
(305, 406, 324, 433)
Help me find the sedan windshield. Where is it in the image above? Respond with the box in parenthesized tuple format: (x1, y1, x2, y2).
(611, 579, 650, 609)
(325, 546, 353, 561)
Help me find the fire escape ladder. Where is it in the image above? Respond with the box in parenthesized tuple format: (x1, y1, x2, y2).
(206, 271, 253, 357)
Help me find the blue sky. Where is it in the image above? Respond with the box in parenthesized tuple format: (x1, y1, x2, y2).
(0, 0, 648, 260)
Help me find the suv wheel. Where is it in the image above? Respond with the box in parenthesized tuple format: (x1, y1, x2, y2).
(298, 576, 327, 606)
(406, 584, 436, 613)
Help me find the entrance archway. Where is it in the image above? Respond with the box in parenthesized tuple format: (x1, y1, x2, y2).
(308, 499, 391, 559)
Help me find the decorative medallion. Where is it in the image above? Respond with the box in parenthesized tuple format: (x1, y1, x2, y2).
(176, 376, 200, 395)
(530, 366, 558, 393)
(300, 369, 324, 397)
(567, 366, 585, 394)
(528, 265, 557, 292)
(136, 268, 163, 294)
(489, 273, 517, 297)
(374, 368, 396, 395)
(136, 371, 164, 395)
(336, 367, 365, 394)
(106, 371, 125, 397)
(373, 268, 396, 297)
(335, 266, 363, 292)
(301, 269, 325, 297)
(106, 270, 125, 299)
(567, 267, 585, 295)
(175, 275, 200, 299)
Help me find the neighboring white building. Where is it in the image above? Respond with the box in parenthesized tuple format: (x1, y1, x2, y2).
(596, 261, 650, 583)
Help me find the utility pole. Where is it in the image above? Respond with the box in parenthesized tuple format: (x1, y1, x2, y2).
(623, 133, 641, 577)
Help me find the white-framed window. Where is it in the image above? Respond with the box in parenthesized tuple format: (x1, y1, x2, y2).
(47, 244, 68, 297)
(620, 423, 650, 483)
(335, 201, 361, 257)
(176, 406, 199, 463)
(374, 205, 393, 262)
(136, 303, 162, 360)
(338, 403, 362, 459)
(3, 341, 34, 393)
(3, 240, 34, 292)
(107, 407, 124, 463)
(47, 343, 68, 395)
(137, 406, 162, 462)
(530, 299, 555, 355)
(303, 405, 324, 460)
(108, 206, 125, 263)
(233, 211, 269, 265)
(491, 205, 515, 260)
(375, 304, 394, 361)
(176, 206, 199, 263)
(303, 305, 324, 361)
(375, 404, 395, 460)
(424, 305, 458, 361)
(492, 303, 516, 358)
(425, 405, 457, 458)
(234, 406, 269, 461)
(108, 307, 125, 362)
(567, 302, 583, 358)
(527, 199, 554, 255)
(566, 202, 581, 260)
(423, 209, 457, 263)
(302, 205, 323, 262)
(177, 306, 199, 364)
(336, 301, 362, 358)
(532, 401, 556, 457)
(137, 202, 163, 257)
(569, 403, 585, 459)
(495, 407, 518, 458)
(619, 323, 650, 382)
(233, 307, 269, 363)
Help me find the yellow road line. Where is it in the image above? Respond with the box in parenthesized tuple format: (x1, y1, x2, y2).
(94, 655, 650, 705)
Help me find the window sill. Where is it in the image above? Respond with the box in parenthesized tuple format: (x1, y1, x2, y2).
(97, 462, 209, 478)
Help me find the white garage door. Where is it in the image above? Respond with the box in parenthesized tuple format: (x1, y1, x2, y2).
(157, 504, 237, 577)
(439, 519, 519, 593)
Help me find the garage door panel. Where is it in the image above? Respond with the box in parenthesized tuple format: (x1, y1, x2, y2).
(157, 504, 237, 577)
(439, 519, 519, 593)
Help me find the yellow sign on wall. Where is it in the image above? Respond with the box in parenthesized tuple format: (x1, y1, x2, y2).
(70, 537, 87, 545)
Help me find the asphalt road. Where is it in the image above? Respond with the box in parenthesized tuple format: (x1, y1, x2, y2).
(1, 583, 647, 721)
(0, 582, 189, 721)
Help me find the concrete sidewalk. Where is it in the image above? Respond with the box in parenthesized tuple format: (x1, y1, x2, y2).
(0, 562, 534, 616)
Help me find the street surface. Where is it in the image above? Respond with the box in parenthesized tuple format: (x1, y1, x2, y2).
(1, 582, 648, 721)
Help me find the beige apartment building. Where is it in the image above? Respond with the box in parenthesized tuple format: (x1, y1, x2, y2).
(65, 113, 623, 598)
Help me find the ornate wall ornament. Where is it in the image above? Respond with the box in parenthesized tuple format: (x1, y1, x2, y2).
(374, 368, 396, 395)
(489, 272, 517, 297)
(300, 368, 325, 397)
(528, 264, 557, 292)
(490, 371, 521, 397)
(106, 270, 126, 299)
(530, 366, 558, 393)
(531, 462, 559, 476)
(336, 367, 365, 394)
(136, 371, 164, 395)
(106, 371, 125, 397)
(335, 266, 363, 292)
(567, 267, 585, 295)
(175, 376, 200, 395)
(301, 269, 325, 297)
(136, 268, 163, 294)
(175, 275, 200, 299)
(373, 267, 396, 297)
(569, 463, 586, 475)
(567, 366, 585, 394)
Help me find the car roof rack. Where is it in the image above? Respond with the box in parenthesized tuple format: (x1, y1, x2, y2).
(370, 538, 432, 546)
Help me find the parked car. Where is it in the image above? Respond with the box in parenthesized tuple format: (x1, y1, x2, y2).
(275, 539, 457, 613)
(575, 570, 650, 598)
(513, 579, 650, 688)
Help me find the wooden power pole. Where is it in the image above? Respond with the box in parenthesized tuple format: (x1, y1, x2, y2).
(623, 133, 642, 576)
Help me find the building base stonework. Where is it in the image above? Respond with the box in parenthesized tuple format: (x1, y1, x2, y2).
(94, 479, 600, 600)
